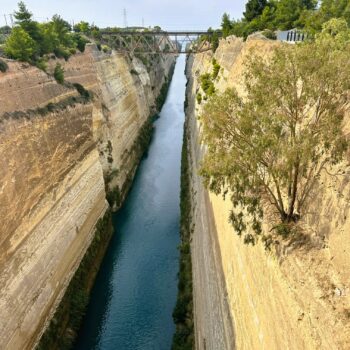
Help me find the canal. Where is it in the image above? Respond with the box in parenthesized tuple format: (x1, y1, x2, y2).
(73, 54, 187, 350)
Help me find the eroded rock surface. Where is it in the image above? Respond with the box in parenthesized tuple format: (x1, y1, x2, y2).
(0, 45, 175, 349)
(186, 36, 350, 349)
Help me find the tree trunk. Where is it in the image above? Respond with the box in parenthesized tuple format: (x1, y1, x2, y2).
(287, 162, 299, 221)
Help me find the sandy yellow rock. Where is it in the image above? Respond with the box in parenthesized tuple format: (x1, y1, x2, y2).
(0, 44, 175, 349)
(187, 35, 350, 349)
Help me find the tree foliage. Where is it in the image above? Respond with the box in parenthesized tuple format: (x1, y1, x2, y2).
(273, 0, 315, 30)
(222, 13, 233, 38)
(4, 26, 37, 61)
(73, 21, 90, 33)
(0, 59, 9, 72)
(53, 63, 64, 84)
(200, 19, 350, 245)
(223, 0, 345, 39)
(14, 1, 42, 42)
(244, 0, 268, 22)
(4, 2, 90, 63)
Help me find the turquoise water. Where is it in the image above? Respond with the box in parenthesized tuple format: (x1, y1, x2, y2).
(73, 55, 186, 350)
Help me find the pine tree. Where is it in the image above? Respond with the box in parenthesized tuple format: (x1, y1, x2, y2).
(244, 0, 268, 22)
(221, 13, 232, 38)
(14, 1, 32, 23)
(14, 1, 42, 43)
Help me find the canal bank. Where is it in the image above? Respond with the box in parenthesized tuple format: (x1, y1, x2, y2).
(73, 54, 187, 350)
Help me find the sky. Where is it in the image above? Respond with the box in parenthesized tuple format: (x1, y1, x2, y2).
(1, 0, 246, 30)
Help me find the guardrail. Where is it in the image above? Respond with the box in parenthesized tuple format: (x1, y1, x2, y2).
(286, 30, 306, 42)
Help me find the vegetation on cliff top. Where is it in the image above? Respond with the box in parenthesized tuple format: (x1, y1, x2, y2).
(53, 63, 65, 83)
(221, 0, 350, 39)
(199, 19, 350, 247)
(4, 2, 89, 64)
(0, 58, 8, 72)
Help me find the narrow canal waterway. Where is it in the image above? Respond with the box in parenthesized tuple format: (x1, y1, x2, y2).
(74, 55, 187, 350)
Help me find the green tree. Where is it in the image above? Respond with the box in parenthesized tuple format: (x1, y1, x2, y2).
(199, 19, 350, 244)
(319, 0, 350, 25)
(5, 3, 89, 61)
(301, 0, 318, 10)
(274, 0, 302, 29)
(4, 26, 36, 61)
(221, 13, 233, 38)
(54, 63, 65, 84)
(72, 33, 89, 52)
(230, 19, 249, 38)
(73, 21, 90, 33)
(244, 0, 268, 22)
(258, 3, 277, 30)
(14, 1, 42, 43)
(14, 1, 32, 23)
(274, 0, 317, 30)
(212, 31, 219, 52)
(39, 22, 59, 54)
(51, 15, 72, 46)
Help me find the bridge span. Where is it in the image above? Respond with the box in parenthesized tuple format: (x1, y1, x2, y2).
(99, 30, 223, 54)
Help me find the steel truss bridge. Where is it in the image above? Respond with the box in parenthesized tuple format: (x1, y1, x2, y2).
(99, 30, 223, 54)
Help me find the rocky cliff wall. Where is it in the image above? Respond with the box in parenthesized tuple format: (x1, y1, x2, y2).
(186, 35, 350, 349)
(0, 45, 175, 349)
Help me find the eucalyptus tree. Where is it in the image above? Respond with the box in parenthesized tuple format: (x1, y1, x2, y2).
(200, 19, 350, 245)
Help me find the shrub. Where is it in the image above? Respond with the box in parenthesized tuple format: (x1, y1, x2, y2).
(262, 29, 277, 40)
(106, 186, 121, 208)
(53, 46, 71, 60)
(73, 83, 91, 100)
(53, 63, 64, 84)
(200, 73, 215, 97)
(72, 33, 89, 52)
(196, 92, 202, 104)
(0, 59, 8, 72)
(4, 26, 37, 61)
(35, 59, 47, 71)
(212, 58, 221, 79)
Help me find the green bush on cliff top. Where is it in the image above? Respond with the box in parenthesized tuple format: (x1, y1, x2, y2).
(0, 58, 8, 72)
(53, 63, 64, 84)
(4, 2, 89, 63)
(220, 0, 350, 40)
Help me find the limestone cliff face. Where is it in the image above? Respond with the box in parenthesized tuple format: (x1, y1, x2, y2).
(92, 51, 175, 203)
(186, 36, 350, 349)
(0, 45, 175, 349)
